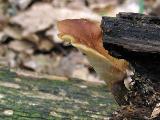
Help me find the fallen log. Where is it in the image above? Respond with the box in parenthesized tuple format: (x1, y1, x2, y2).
(0, 67, 117, 119)
(102, 12, 160, 53)
(102, 12, 160, 119)
(102, 12, 160, 83)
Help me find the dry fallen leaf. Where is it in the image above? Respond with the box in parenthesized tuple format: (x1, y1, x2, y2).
(10, 3, 100, 35)
(52, 0, 86, 10)
(22, 54, 58, 73)
(57, 51, 89, 78)
(10, 3, 55, 34)
(38, 39, 54, 51)
(0, 15, 8, 30)
(8, 40, 34, 54)
(3, 26, 22, 40)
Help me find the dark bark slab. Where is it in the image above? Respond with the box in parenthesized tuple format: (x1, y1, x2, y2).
(102, 12, 160, 53)
(101, 13, 160, 119)
(101, 12, 160, 83)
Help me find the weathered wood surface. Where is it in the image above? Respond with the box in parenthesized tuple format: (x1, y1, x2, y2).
(101, 13, 160, 119)
(101, 12, 160, 83)
(102, 12, 160, 53)
(0, 67, 117, 120)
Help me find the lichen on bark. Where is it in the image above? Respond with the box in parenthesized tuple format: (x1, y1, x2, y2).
(0, 67, 118, 119)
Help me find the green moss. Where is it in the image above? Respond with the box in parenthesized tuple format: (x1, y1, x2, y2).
(0, 68, 118, 119)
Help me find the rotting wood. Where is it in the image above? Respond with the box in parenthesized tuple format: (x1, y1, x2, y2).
(102, 12, 160, 83)
(102, 12, 160, 53)
(102, 12, 160, 119)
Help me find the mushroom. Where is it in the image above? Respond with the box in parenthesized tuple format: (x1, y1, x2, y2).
(57, 19, 134, 105)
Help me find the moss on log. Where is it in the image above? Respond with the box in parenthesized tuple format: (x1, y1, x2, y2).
(0, 67, 117, 120)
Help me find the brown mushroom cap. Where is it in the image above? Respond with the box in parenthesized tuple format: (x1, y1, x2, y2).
(57, 19, 129, 88)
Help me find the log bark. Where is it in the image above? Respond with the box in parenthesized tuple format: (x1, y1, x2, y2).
(102, 12, 160, 53)
(101, 12, 160, 83)
(101, 12, 160, 119)
(0, 67, 117, 119)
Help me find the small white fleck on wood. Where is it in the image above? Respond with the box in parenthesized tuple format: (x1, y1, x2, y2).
(3, 110, 14, 116)
(80, 85, 88, 88)
(0, 94, 4, 99)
